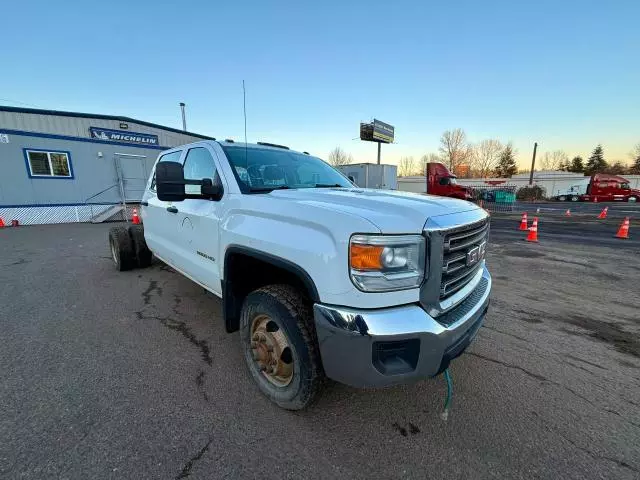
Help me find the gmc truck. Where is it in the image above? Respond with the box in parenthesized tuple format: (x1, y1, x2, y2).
(109, 140, 491, 410)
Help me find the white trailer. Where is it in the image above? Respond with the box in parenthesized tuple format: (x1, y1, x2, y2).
(337, 163, 397, 189)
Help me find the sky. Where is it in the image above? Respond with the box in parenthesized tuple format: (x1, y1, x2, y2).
(1, 0, 639, 169)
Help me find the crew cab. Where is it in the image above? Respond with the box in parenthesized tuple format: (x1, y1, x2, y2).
(108, 140, 491, 410)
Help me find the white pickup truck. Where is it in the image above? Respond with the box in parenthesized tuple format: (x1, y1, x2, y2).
(109, 140, 491, 410)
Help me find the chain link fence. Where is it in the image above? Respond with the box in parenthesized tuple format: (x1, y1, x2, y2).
(468, 185, 518, 212)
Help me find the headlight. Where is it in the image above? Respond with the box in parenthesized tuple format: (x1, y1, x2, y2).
(349, 234, 426, 292)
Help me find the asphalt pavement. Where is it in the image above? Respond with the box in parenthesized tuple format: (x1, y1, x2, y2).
(513, 200, 640, 219)
(0, 218, 639, 479)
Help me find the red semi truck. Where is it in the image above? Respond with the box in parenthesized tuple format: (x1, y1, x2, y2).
(425, 163, 473, 200)
(580, 173, 640, 202)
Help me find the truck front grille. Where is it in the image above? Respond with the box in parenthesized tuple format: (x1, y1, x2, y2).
(440, 219, 489, 300)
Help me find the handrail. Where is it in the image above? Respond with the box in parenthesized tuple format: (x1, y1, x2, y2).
(85, 183, 119, 203)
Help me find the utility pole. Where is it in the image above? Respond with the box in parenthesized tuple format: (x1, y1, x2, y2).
(179, 102, 187, 131)
(377, 142, 381, 164)
(529, 142, 538, 185)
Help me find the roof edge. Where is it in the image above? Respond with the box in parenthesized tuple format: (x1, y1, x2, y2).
(0, 105, 214, 140)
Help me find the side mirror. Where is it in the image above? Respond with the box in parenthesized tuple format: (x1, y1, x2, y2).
(348, 175, 356, 183)
(201, 178, 224, 201)
(156, 161, 186, 202)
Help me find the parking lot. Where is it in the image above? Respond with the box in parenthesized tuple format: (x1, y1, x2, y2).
(1, 214, 639, 479)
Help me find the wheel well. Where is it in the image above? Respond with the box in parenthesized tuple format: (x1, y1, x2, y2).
(222, 248, 319, 333)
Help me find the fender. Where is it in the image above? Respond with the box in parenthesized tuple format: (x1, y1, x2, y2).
(222, 245, 320, 332)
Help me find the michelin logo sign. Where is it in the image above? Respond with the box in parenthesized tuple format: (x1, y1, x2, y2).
(89, 127, 159, 146)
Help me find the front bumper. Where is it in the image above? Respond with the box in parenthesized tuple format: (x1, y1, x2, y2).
(313, 266, 491, 388)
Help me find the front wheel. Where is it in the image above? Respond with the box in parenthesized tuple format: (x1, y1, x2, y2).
(628, 196, 638, 203)
(239, 285, 323, 410)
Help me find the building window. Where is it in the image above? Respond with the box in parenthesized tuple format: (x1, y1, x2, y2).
(24, 149, 73, 178)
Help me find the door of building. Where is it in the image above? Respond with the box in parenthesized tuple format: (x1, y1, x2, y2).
(115, 153, 148, 202)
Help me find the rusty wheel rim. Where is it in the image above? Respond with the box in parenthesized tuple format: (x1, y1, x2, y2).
(250, 314, 294, 387)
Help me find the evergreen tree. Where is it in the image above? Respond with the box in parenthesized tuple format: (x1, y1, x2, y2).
(585, 145, 607, 174)
(567, 156, 584, 173)
(629, 155, 640, 174)
(494, 143, 518, 177)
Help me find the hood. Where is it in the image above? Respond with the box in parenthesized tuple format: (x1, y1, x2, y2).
(267, 188, 480, 233)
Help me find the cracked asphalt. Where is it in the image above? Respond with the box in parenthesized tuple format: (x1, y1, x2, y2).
(1, 213, 639, 479)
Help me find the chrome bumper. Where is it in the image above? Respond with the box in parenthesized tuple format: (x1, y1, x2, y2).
(313, 266, 491, 388)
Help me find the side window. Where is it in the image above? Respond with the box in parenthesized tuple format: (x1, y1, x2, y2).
(183, 147, 220, 195)
(150, 150, 182, 191)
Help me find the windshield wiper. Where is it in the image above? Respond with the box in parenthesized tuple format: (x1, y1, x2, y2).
(248, 185, 291, 193)
(313, 183, 345, 188)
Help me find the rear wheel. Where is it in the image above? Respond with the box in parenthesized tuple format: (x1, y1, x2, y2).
(128, 225, 152, 268)
(239, 285, 323, 410)
(570, 195, 579, 202)
(557, 195, 567, 202)
(109, 227, 136, 271)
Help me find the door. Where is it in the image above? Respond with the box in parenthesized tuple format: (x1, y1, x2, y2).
(115, 154, 148, 202)
(176, 146, 226, 294)
(142, 149, 185, 265)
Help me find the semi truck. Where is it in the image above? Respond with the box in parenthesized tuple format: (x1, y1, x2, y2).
(580, 173, 640, 202)
(425, 163, 473, 200)
(108, 140, 491, 410)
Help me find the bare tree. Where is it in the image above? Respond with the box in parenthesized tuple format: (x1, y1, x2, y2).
(470, 139, 503, 178)
(328, 147, 353, 167)
(418, 153, 441, 175)
(439, 129, 472, 170)
(539, 150, 568, 171)
(630, 143, 640, 174)
(398, 156, 417, 176)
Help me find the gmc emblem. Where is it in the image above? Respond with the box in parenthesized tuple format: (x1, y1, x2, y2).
(466, 241, 486, 267)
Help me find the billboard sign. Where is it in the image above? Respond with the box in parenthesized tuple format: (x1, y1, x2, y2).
(372, 119, 394, 143)
(89, 127, 159, 146)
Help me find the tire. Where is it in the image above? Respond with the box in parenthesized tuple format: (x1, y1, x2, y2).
(557, 195, 567, 202)
(570, 195, 579, 202)
(128, 225, 152, 268)
(109, 227, 136, 271)
(239, 284, 323, 410)
(628, 196, 638, 203)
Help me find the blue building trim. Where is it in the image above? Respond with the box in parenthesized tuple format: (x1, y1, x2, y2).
(1, 128, 171, 150)
(23, 147, 75, 180)
(0, 105, 214, 140)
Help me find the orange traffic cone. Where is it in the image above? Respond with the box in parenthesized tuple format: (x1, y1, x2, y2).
(0, 217, 4, 227)
(597, 207, 608, 219)
(132, 208, 140, 225)
(565, 209, 571, 217)
(526, 217, 539, 242)
(519, 212, 528, 231)
(615, 217, 630, 239)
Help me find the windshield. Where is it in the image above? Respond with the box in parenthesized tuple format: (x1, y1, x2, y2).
(449, 177, 458, 185)
(221, 145, 352, 193)
(621, 182, 630, 190)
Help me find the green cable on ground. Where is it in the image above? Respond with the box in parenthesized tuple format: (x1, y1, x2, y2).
(440, 368, 453, 421)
